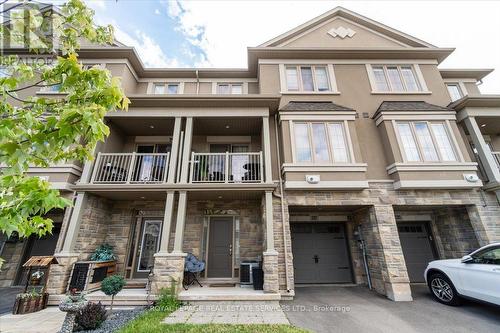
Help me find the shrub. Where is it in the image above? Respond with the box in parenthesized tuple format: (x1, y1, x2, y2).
(101, 275, 125, 313)
(75, 302, 107, 331)
(156, 282, 180, 311)
(90, 244, 116, 261)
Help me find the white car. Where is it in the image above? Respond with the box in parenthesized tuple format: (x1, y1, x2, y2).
(424, 243, 500, 306)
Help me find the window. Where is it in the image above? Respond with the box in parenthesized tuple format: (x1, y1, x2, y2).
(0, 66, 10, 78)
(293, 122, 350, 163)
(446, 83, 463, 101)
(370, 65, 422, 92)
(153, 83, 179, 94)
(284, 65, 332, 92)
(396, 121, 457, 162)
(217, 83, 243, 94)
(472, 246, 500, 265)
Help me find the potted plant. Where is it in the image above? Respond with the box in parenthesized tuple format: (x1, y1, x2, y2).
(13, 290, 48, 314)
(90, 244, 116, 262)
(30, 270, 44, 285)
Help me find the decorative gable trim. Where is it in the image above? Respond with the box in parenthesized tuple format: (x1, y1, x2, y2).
(327, 26, 356, 39)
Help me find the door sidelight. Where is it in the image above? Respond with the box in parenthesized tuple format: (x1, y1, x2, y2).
(313, 255, 319, 263)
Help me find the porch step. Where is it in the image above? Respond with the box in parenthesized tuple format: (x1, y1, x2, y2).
(124, 280, 147, 289)
(178, 286, 281, 302)
(48, 289, 156, 306)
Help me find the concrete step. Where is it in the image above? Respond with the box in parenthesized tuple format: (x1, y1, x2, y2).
(48, 289, 156, 306)
(178, 286, 281, 302)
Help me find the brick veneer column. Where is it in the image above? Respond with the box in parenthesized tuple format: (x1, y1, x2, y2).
(262, 192, 279, 293)
(263, 251, 279, 293)
(151, 253, 186, 295)
(366, 205, 412, 301)
(46, 254, 79, 294)
(467, 203, 500, 244)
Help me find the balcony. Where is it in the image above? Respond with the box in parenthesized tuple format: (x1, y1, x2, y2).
(190, 152, 263, 183)
(90, 152, 170, 184)
(492, 152, 500, 170)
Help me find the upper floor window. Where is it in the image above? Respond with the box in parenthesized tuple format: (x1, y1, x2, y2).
(153, 83, 179, 94)
(396, 121, 457, 162)
(371, 65, 422, 92)
(217, 83, 242, 94)
(446, 83, 463, 102)
(293, 122, 350, 163)
(285, 65, 331, 92)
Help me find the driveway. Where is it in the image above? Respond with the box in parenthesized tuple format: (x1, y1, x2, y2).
(281, 285, 500, 333)
(0, 287, 23, 314)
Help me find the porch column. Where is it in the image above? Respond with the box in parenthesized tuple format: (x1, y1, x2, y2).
(172, 191, 188, 254)
(179, 117, 193, 183)
(463, 116, 500, 184)
(167, 117, 182, 184)
(263, 191, 279, 293)
(59, 192, 87, 255)
(157, 191, 175, 254)
(47, 192, 87, 294)
(262, 115, 273, 184)
(363, 205, 412, 301)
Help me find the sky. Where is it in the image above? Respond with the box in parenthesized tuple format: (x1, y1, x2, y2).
(79, 0, 500, 94)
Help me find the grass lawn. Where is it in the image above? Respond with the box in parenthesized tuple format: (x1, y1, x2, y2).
(118, 307, 309, 333)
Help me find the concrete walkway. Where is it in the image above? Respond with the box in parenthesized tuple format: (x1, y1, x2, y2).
(163, 301, 289, 324)
(0, 306, 65, 333)
(283, 285, 500, 333)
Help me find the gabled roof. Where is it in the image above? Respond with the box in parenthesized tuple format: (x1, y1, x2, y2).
(258, 6, 435, 48)
(280, 101, 354, 111)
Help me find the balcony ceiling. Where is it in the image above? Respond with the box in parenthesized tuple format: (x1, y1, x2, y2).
(109, 117, 175, 136)
(475, 116, 500, 135)
(193, 117, 262, 136)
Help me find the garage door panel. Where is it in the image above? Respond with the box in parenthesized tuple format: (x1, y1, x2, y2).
(292, 222, 352, 284)
(397, 222, 436, 283)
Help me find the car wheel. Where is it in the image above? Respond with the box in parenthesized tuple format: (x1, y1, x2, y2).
(428, 273, 461, 306)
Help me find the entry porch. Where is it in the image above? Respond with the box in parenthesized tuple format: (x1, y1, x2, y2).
(46, 190, 281, 303)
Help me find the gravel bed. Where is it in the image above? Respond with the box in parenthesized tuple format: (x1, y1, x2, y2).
(81, 307, 146, 333)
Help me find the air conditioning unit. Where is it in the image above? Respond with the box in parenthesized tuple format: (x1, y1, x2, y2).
(240, 261, 259, 285)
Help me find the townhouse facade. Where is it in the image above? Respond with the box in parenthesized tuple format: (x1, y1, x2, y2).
(1, 7, 500, 303)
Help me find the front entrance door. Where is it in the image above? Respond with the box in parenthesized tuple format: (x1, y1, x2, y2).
(207, 217, 233, 278)
(397, 222, 437, 282)
(134, 219, 162, 278)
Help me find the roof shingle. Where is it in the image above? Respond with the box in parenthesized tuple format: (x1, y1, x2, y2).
(280, 101, 354, 112)
(377, 101, 450, 112)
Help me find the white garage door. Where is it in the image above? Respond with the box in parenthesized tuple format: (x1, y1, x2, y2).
(397, 222, 437, 283)
(291, 223, 353, 284)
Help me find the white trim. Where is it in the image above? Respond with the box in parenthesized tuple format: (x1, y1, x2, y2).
(457, 108, 500, 122)
(258, 7, 435, 48)
(26, 165, 83, 174)
(49, 182, 74, 190)
(366, 64, 431, 94)
(375, 112, 456, 126)
(280, 91, 341, 95)
(344, 120, 356, 163)
(278, 15, 410, 48)
(446, 120, 465, 162)
(212, 82, 248, 94)
(136, 219, 163, 273)
(386, 162, 478, 175)
(260, 59, 439, 65)
(394, 179, 483, 189)
(284, 180, 369, 189)
(148, 82, 185, 94)
(106, 107, 269, 118)
(282, 163, 367, 172)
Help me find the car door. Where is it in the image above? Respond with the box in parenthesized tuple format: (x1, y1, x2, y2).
(458, 245, 500, 305)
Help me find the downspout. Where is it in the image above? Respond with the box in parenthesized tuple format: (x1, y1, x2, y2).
(273, 113, 291, 293)
(195, 70, 200, 94)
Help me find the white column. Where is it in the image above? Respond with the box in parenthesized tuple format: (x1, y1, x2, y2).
(180, 117, 193, 183)
(79, 142, 104, 184)
(167, 117, 182, 184)
(464, 116, 500, 183)
(262, 115, 273, 184)
(59, 192, 87, 254)
(172, 191, 187, 254)
(264, 191, 276, 253)
(157, 191, 175, 254)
